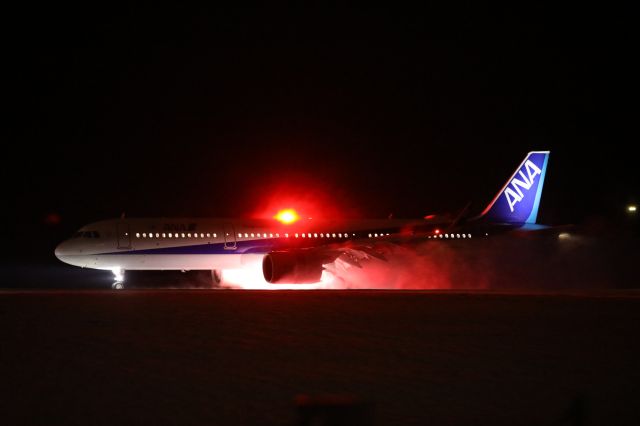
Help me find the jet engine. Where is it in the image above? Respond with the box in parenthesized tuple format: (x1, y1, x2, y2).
(262, 251, 325, 284)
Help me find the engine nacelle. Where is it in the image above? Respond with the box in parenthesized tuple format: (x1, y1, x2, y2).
(262, 251, 325, 284)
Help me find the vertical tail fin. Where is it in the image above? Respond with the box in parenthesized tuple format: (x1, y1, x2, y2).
(481, 151, 550, 224)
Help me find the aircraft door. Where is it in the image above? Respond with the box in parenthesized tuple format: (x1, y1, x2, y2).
(117, 223, 132, 249)
(224, 224, 237, 250)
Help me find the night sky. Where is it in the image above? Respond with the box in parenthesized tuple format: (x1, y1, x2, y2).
(5, 6, 637, 261)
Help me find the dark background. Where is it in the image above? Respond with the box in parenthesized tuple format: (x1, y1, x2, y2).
(4, 5, 637, 263)
(3, 10, 638, 426)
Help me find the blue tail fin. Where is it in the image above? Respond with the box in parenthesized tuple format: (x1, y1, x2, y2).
(481, 151, 550, 224)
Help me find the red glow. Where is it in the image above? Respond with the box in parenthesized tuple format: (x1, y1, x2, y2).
(424, 214, 436, 220)
(44, 212, 61, 225)
(223, 258, 338, 290)
(250, 179, 359, 223)
(434, 229, 440, 234)
(274, 209, 299, 224)
(223, 241, 473, 290)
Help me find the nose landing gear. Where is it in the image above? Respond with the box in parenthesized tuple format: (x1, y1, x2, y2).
(112, 268, 125, 290)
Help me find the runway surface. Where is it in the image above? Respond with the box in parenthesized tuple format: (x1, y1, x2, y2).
(1, 290, 639, 425)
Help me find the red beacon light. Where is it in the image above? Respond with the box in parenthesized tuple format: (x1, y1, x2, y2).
(434, 229, 441, 235)
(274, 209, 300, 225)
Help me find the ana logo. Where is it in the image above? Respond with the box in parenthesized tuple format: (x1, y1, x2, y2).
(504, 159, 542, 212)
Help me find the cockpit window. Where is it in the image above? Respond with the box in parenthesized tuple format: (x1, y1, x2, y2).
(74, 231, 100, 238)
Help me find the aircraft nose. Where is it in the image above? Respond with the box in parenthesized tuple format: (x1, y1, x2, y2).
(54, 240, 85, 267)
(54, 241, 71, 260)
(54, 242, 64, 259)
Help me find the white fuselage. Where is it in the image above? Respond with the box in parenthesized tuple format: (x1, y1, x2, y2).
(54, 217, 430, 273)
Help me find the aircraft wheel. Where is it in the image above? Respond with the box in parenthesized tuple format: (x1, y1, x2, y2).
(211, 269, 223, 287)
(112, 282, 124, 290)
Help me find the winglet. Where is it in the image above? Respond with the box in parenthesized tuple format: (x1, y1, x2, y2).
(480, 151, 550, 224)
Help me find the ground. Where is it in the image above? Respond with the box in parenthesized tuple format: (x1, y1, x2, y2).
(1, 290, 639, 425)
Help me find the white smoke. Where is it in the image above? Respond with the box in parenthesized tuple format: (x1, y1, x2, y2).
(320, 233, 635, 290)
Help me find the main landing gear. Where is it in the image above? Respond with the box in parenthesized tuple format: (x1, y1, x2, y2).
(211, 269, 223, 287)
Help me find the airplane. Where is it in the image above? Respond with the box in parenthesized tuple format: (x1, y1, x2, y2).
(55, 151, 550, 289)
